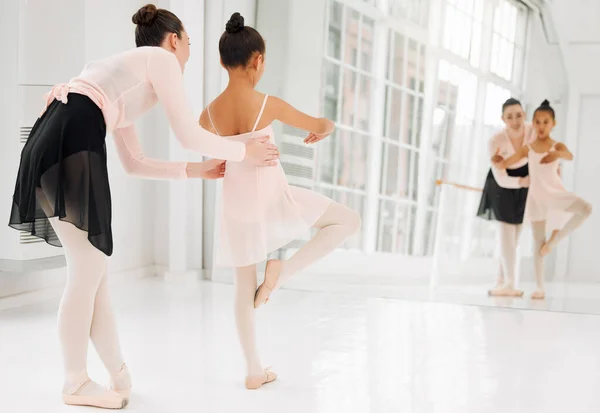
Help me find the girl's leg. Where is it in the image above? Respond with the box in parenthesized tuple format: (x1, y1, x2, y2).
(531, 220, 547, 299)
(277, 202, 361, 287)
(546, 230, 560, 248)
(254, 202, 361, 307)
(489, 223, 523, 296)
(51, 218, 125, 408)
(541, 198, 592, 256)
(234, 265, 263, 376)
(234, 265, 277, 389)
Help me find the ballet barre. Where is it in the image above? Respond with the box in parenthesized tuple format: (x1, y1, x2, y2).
(435, 179, 483, 193)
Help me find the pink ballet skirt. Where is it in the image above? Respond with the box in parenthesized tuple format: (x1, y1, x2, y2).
(212, 96, 332, 267)
(525, 143, 575, 225)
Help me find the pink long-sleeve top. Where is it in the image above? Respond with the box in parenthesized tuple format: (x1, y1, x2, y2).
(488, 123, 536, 189)
(41, 46, 246, 179)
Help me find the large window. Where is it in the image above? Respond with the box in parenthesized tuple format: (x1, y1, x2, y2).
(319, 2, 377, 249)
(490, 0, 528, 83)
(319, 0, 529, 257)
(378, 33, 427, 254)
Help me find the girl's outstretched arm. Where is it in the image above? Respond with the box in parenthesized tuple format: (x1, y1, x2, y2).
(554, 142, 574, 161)
(270, 97, 335, 143)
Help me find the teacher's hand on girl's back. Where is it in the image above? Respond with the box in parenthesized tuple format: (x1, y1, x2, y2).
(245, 136, 279, 166)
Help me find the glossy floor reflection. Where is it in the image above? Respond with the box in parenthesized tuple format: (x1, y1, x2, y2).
(2, 276, 600, 412)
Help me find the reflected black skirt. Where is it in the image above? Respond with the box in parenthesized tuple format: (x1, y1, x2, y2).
(9, 93, 113, 256)
(476, 164, 529, 225)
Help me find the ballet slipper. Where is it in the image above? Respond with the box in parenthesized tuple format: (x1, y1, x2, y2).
(488, 286, 524, 297)
(254, 260, 282, 308)
(245, 367, 278, 390)
(109, 363, 132, 401)
(62, 379, 127, 409)
(531, 290, 546, 300)
(494, 276, 505, 289)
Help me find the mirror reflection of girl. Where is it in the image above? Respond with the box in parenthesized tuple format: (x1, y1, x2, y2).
(495, 100, 592, 299)
(477, 98, 534, 297)
(199, 13, 361, 390)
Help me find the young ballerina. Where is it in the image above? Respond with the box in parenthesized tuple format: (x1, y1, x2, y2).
(478, 98, 535, 297)
(199, 13, 361, 389)
(8, 4, 278, 409)
(495, 100, 592, 299)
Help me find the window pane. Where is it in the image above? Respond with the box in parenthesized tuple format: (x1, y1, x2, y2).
(442, 6, 456, 52)
(380, 143, 411, 198)
(484, 83, 510, 126)
(407, 39, 419, 92)
(323, 61, 340, 119)
(361, 16, 375, 72)
(491, 35, 514, 80)
(394, 203, 411, 254)
(341, 68, 356, 126)
(408, 150, 420, 200)
(405, 93, 417, 144)
(385, 87, 403, 141)
(470, 23, 482, 68)
(422, 209, 437, 255)
(358, 75, 373, 131)
(419, 44, 426, 93)
(388, 0, 429, 26)
(318, 129, 337, 184)
(327, 1, 343, 59)
(330, 0, 343, 26)
(389, 32, 406, 85)
(473, 0, 484, 22)
(377, 200, 396, 252)
(413, 97, 424, 146)
(456, 0, 474, 14)
(344, 10, 360, 67)
(337, 132, 368, 190)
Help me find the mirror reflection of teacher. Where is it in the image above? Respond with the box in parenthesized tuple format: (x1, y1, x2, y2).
(477, 98, 534, 297)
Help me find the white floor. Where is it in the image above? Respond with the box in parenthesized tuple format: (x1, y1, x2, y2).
(2, 276, 600, 413)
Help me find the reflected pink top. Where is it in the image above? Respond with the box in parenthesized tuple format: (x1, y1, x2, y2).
(41, 47, 246, 179)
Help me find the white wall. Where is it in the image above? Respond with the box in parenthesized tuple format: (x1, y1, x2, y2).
(567, 95, 600, 280)
(546, 1, 600, 282)
(0, 0, 22, 261)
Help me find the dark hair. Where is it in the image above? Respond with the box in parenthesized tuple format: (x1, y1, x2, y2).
(219, 13, 266, 68)
(132, 4, 184, 47)
(502, 97, 522, 113)
(534, 99, 555, 120)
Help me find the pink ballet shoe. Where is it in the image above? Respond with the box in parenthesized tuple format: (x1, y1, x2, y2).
(254, 260, 282, 308)
(488, 286, 524, 297)
(531, 290, 546, 300)
(62, 380, 127, 409)
(109, 364, 132, 401)
(245, 367, 278, 390)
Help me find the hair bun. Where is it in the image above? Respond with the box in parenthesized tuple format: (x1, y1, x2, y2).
(541, 99, 551, 107)
(226, 12, 245, 34)
(132, 4, 158, 26)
